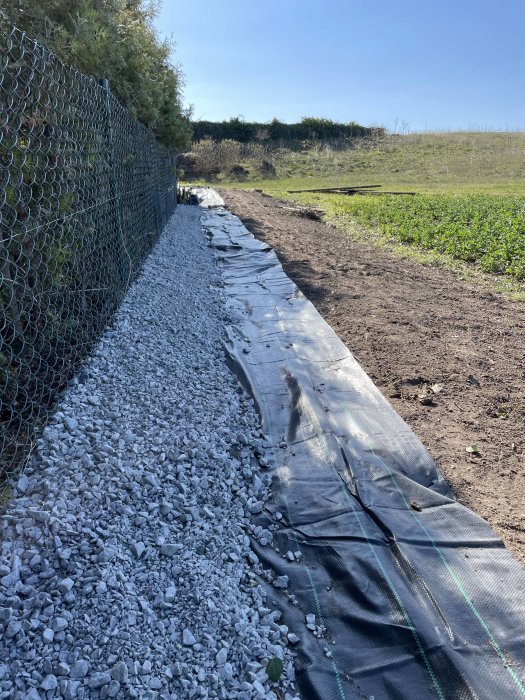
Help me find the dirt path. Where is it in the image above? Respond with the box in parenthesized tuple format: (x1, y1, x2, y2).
(220, 188, 525, 565)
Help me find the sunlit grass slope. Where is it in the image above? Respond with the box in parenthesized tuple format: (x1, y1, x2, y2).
(226, 131, 525, 194)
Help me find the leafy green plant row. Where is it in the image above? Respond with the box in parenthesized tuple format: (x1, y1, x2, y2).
(311, 193, 525, 279)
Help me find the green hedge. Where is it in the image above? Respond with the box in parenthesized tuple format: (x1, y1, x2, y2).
(192, 117, 384, 143)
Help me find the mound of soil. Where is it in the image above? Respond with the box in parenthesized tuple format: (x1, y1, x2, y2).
(220, 188, 525, 565)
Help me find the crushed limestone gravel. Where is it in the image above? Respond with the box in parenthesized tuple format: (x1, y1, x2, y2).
(0, 206, 300, 700)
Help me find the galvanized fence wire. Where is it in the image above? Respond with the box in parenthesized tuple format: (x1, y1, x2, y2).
(0, 26, 178, 482)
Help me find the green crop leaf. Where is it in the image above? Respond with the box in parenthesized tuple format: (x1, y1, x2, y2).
(266, 657, 284, 683)
(466, 444, 480, 455)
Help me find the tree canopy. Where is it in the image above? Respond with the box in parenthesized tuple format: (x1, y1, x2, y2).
(1, 0, 191, 150)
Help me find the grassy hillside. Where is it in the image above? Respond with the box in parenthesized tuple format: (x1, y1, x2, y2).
(187, 131, 525, 194)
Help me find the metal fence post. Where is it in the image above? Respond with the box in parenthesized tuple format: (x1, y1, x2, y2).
(149, 142, 162, 237)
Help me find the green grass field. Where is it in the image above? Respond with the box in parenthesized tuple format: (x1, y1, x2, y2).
(213, 131, 525, 194)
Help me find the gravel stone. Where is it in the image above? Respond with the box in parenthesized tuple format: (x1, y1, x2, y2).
(5, 620, 22, 637)
(41, 675, 58, 691)
(160, 543, 183, 556)
(164, 586, 177, 603)
(52, 617, 68, 632)
(57, 662, 71, 676)
(70, 661, 90, 679)
(182, 628, 197, 646)
(273, 576, 289, 589)
(16, 475, 29, 494)
(58, 578, 75, 594)
(132, 542, 145, 559)
(0, 206, 299, 700)
(24, 689, 42, 700)
(95, 580, 107, 594)
(107, 680, 121, 697)
(215, 647, 228, 666)
(64, 417, 79, 432)
(110, 661, 128, 684)
(1, 571, 19, 588)
(172, 662, 183, 677)
(88, 671, 111, 689)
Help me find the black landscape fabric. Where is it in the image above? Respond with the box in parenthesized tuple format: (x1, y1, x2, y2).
(198, 190, 525, 700)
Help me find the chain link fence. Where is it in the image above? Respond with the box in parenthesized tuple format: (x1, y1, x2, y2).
(0, 26, 178, 485)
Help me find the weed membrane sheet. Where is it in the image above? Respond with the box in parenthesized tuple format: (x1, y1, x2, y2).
(198, 189, 525, 700)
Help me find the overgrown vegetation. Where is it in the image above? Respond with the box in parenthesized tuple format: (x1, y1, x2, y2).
(0, 0, 191, 149)
(181, 117, 385, 180)
(179, 139, 278, 179)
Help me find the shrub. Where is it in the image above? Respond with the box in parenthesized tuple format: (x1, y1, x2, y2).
(259, 160, 276, 178)
(1, 0, 191, 150)
(185, 139, 242, 177)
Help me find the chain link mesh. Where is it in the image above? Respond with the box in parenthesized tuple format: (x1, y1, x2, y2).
(0, 26, 178, 485)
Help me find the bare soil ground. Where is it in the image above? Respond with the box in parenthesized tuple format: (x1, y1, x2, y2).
(220, 188, 525, 565)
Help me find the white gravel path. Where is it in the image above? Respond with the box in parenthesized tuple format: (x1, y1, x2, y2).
(0, 206, 299, 700)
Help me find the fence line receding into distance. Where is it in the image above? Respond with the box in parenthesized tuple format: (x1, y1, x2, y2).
(0, 25, 178, 483)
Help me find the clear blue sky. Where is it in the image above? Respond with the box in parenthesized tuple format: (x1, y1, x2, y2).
(155, 0, 525, 132)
